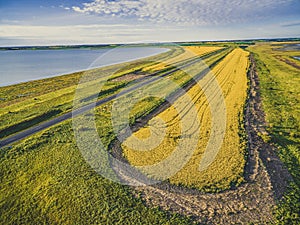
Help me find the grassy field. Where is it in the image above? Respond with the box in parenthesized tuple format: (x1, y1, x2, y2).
(0, 120, 194, 224)
(2, 42, 297, 224)
(122, 48, 249, 192)
(0, 45, 230, 224)
(248, 43, 300, 224)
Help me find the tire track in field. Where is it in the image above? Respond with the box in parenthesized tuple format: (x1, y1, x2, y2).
(152, 49, 233, 131)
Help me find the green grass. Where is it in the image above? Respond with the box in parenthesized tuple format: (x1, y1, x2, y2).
(249, 43, 300, 224)
(0, 80, 129, 137)
(0, 120, 193, 225)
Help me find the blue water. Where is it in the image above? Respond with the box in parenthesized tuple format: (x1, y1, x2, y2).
(0, 47, 168, 87)
(281, 44, 300, 51)
(294, 56, 300, 60)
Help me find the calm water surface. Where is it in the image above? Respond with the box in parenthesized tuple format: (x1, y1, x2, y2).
(294, 56, 300, 60)
(0, 47, 168, 87)
(281, 43, 300, 51)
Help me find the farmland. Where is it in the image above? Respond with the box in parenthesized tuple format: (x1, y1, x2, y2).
(122, 48, 249, 191)
(0, 42, 299, 224)
(0, 44, 229, 224)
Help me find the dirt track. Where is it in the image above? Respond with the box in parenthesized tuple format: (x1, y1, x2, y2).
(111, 54, 292, 224)
(275, 55, 300, 70)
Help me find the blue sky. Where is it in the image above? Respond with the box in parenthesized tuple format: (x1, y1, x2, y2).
(0, 0, 299, 46)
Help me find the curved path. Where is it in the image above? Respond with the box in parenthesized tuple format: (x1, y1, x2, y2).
(111, 54, 292, 224)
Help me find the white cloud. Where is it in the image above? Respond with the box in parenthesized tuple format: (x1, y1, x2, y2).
(1, 0, 298, 46)
(0, 24, 145, 38)
(0, 24, 188, 46)
(71, 0, 293, 25)
(1, 21, 299, 47)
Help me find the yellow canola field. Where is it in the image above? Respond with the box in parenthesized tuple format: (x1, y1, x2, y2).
(122, 48, 249, 191)
(145, 46, 223, 72)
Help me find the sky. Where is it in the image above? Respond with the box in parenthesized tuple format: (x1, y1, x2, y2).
(0, 0, 300, 46)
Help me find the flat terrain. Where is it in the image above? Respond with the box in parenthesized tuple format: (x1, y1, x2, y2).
(0, 42, 299, 224)
(122, 48, 249, 191)
(249, 43, 300, 224)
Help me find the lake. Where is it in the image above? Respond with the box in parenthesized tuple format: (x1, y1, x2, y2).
(0, 47, 168, 87)
(281, 43, 300, 51)
(294, 56, 300, 61)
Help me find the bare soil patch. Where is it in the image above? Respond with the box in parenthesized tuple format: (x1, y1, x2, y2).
(111, 69, 150, 82)
(111, 74, 149, 82)
(275, 56, 300, 70)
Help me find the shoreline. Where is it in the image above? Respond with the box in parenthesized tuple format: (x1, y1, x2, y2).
(0, 47, 170, 88)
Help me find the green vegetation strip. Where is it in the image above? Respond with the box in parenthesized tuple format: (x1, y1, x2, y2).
(249, 43, 300, 225)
